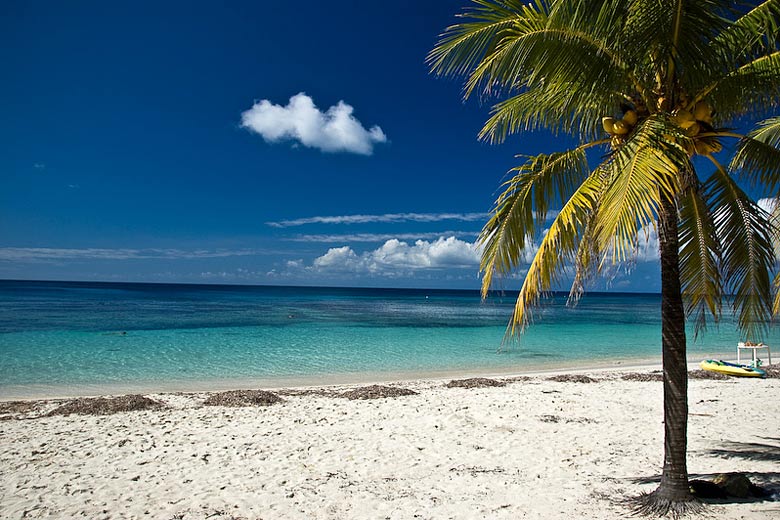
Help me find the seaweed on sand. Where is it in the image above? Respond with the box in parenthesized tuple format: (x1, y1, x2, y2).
(203, 389, 282, 407)
(621, 372, 664, 382)
(339, 385, 418, 400)
(761, 364, 780, 378)
(688, 370, 730, 380)
(546, 374, 598, 383)
(0, 400, 42, 420)
(445, 377, 507, 389)
(47, 395, 163, 416)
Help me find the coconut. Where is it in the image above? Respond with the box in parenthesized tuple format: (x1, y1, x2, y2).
(658, 97, 669, 111)
(685, 122, 701, 137)
(673, 109, 694, 122)
(672, 109, 696, 129)
(602, 116, 616, 134)
(693, 101, 712, 121)
(623, 110, 638, 126)
(612, 120, 630, 135)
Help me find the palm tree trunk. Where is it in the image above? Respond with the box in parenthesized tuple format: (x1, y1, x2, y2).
(654, 199, 695, 503)
(636, 200, 700, 516)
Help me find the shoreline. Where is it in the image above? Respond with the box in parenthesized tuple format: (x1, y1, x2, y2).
(0, 354, 735, 401)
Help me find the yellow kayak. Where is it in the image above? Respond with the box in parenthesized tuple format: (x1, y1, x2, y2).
(700, 359, 766, 378)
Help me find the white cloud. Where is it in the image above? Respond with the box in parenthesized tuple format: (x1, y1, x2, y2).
(310, 237, 481, 275)
(758, 197, 779, 214)
(267, 212, 486, 228)
(313, 246, 362, 269)
(634, 227, 659, 262)
(288, 231, 479, 242)
(200, 268, 264, 281)
(240, 93, 387, 155)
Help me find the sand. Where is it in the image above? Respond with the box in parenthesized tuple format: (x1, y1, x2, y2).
(1, 369, 779, 519)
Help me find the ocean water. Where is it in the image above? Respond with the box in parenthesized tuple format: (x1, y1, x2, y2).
(0, 280, 773, 396)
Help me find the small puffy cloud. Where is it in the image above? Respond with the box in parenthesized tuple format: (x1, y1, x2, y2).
(240, 93, 387, 155)
(313, 246, 361, 269)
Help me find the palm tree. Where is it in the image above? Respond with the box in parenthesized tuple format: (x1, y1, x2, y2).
(429, 0, 780, 515)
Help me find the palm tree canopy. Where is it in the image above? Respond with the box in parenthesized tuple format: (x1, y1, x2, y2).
(429, 0, 780, 340)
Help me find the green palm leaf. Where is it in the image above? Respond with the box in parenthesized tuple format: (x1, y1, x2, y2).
(495, 172, 603, 333)
(706, 161, 775, 340)
(704, 51, 780, 122)
(678, 185, 722, 336)
(730, 116, 780, 195)
(594, 116, 687, 262)
(478, 144, 594, 295)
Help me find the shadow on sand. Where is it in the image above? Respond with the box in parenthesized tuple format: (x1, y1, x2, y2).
(704, 437, 780, 464)
(628, 435, 780, 508)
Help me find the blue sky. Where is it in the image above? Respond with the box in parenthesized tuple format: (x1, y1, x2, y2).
(1, 0, 665, 290)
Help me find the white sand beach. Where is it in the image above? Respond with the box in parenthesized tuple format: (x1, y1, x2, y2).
(2, 368, 779, 520)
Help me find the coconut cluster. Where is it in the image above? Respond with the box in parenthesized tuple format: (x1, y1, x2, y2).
(671, 101, 721, 156)
(601, 97, 720, 156)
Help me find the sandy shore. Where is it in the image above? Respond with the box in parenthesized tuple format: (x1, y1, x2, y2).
(2, 369, 779, 519)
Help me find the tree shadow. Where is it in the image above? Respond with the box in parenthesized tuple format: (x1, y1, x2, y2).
(704, 439, 780, 463)
(628, 472, 780, 505)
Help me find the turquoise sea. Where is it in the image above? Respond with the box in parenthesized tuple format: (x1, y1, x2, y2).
(0, 280, 774, 397)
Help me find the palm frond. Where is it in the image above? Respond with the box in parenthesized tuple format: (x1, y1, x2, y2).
(594, 115, 688, 262)
(567, 204, 602, 305)
(705, 159, 775, 340)
(702, 51, 780, 123)
(427, 1, 547, 86)
(479, 87, 621, 143)
(495, 172, 604, 333)
(678, 184, 722, 337)
(714, 0, 780, 62)
(478, 144, 594, 295)
(430, 0, 647, 140)
(730, 116, 780, 195)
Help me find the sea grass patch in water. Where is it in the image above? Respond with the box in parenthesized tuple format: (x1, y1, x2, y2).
(445, 377, 507, 389)
(339, 385, 418, 400)
(688, 369, 730, 380)
(621, 372, 664, 382)
(48, 395, 163, 416)
(546, 374, 598, 383)
(202, 390, 282, 407)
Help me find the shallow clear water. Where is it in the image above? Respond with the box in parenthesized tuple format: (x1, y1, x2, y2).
(0, 280, 772, 394)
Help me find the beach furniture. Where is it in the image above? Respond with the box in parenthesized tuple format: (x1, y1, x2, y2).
(737, 342, 771, 368)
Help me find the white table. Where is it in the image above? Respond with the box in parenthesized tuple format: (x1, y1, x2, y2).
(737, 342, 772, 367)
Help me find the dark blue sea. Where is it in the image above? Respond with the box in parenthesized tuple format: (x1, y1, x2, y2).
(0, 280, 768, 396)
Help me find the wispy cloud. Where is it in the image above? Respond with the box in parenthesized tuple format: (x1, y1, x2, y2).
(267, 212, 487, 228)
(240, 92, 387, 155)
(287, 231, 479, 243)
(0, 247, 264, 262)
